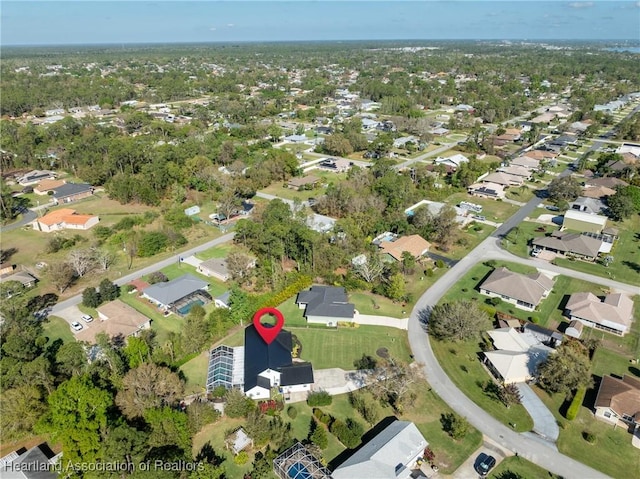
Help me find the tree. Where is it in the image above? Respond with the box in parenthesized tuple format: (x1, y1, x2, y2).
(224, 388, 254, 418)
(499, 383, 522, 408)
(55, 342, 87, 378)
(353, 254, 384, 283)
(186, 401, 220, 434)
(144, 407, 191, 454)
(123, 336, 151, 368)
(432, 205, 458, 249)
(0, 385, 46, 442)
(537, 343, 593, 397)
(547, 176, 582, 204)
(225, 251, 255, 284)
(440, 412, 469, 440)
(99, 278, 120, 301)
(68, 248, 95, 277)
(366, 356, 423, 412)
(401, 251, 416, 275)
(428, 300, 491, 341)
(82, 286, 101, 308)
(309, 420, 328, 449)
(116, 363, 184, 419)
(37, 375, 112, 463)
(94, 248, 117, 271)
(47, 261, 75, 293)
(607, 185, 640, 221)
(385, 273, 406, 302)
(354, 353, 377, 370)
(101, 423, 149, 469)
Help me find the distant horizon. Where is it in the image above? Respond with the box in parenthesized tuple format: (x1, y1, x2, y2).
(2, 1, 639, 46)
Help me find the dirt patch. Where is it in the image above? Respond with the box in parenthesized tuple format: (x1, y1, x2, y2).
(376, 347, 389, 358)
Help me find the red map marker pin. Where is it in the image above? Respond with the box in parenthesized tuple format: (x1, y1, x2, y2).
(252, 307, 285, 345)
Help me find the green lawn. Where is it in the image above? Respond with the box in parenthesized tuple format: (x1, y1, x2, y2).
(153, 263, 227, 297)
(179, 351, 209, 394)
(502, 220, 552, 258)
(43, 315, 75, 344)
(258, 170, 347, 202)
(292, 325, 411, 370)
(488, 456, 560, 479)
(195, 244, 233, 260)
(505, 186, 535, 203)
(119, 293, 183, 345)
(430, 337, 534, 432)
(535, 386, 640, 479)
(349, 292, 405, 318)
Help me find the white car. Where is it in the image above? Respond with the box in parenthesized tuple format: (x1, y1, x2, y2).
(71, 321, 83, 331)
(81, 314, 93, 323)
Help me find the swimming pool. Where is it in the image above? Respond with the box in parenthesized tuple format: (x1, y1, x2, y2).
(177, 299, 204, 315)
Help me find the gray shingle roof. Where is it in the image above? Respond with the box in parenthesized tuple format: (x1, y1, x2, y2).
(142, 274, 208, 306)
(532, 232, 601, 258)
(52, 183, 93, 199)
(480, 267, 554, 307)
(296, 286, 354, 319)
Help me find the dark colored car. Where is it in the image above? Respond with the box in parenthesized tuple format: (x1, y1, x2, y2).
(475, 453, 496, 477)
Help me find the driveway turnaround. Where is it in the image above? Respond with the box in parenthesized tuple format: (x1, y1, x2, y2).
(516, 384, 559, 442)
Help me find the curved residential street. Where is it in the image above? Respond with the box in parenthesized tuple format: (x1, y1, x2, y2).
(407, 206, 640, 479)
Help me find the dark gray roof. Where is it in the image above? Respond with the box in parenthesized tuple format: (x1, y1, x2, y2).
(244, 325, 293, 392)
(532, 232, 601, 258)
(216, 290, 231, 306)
(281, 363, 314, 386)
(296, 286, 354, 319)
(52, 183, 93, 199)
(142, 274, 208, 306)
(0, 444, 57, 479)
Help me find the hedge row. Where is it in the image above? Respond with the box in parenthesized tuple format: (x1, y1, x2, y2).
(566, 386, 586, 420)
(260, 274, 313, 308)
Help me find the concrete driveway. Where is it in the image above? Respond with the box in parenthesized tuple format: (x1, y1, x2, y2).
(312, 368, 370, 395)
(516, 384, 559, 442)
(452, 437, 511, 479)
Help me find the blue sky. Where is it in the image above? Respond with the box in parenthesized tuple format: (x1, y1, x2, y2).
(2, 1, 639, 45)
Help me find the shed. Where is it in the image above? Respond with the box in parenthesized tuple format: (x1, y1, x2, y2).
(565, 320, 584, 339)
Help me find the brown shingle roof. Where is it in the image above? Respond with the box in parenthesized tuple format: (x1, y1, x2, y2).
(532, 232, 602, 258)
(287, 175, 320, 188)
(480, 267, 553, 306)
(380, 234, 431, 261)
(595, 375, 640, 421)
(565, 292, 634, 330)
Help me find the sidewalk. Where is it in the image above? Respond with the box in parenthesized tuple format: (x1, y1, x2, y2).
(352, 313, 408, 330)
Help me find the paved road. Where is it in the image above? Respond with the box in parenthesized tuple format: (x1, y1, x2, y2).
(50, 232, 235, 315)
(394, 141, 463, 170)
(0, 209, 36, 232)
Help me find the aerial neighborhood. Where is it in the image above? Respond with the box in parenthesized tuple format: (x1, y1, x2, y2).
(1, 36, 640, 479)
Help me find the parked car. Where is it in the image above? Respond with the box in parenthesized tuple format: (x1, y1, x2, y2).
(71, 321, 83, 331)
(546, 205, 560, 211)
(473, 215, 486, 221)
(81, 314, 93, 323)
(475, 454, 496, 477)
(531, 248, 541, 257)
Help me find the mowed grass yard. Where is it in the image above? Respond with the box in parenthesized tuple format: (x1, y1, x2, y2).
(445, 192, 519, 222)
(488, 456, 560, 479)
(259, 170, 347, 202)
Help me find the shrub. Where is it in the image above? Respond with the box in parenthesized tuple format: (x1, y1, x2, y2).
(234, 451, 249, 465)
(329, 418, 363, 448)
(488, 297, 502, 306)
(312, 408, 323, 420)
(583, 431, 596, 444)
(440, 412, 469, 440)
(565, 387, 586, 420)
(435, 259, 445, 269)
(122, 284, 135, 294)
(286, 406, 297, 420)
(425, 268, 434, 277)
(148, 271, 169, 284)
(309, 422, 328, 449)
(307, 391, 332, 407)
(529, 316, 540, 324)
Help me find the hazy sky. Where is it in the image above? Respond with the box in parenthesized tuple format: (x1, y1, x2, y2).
(2, 1, 639, 45)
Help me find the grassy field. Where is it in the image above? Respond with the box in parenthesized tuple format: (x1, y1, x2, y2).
(119, 293, 184, 345)
(195, 243, 233, 260)
(535, 385, 640, 479)
(502, 220, 552, 258)
(259, 170, 347, 202)
(43, 315, 75, 344)
(505, 186, 535, 203)
(292, 325, 411, 370)
(488, 456, 560, 479)
(430, 337, 534, 432)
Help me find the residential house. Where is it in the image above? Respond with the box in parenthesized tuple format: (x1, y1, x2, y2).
(16, 170, 57, 186)
(287, 175, 319, 191)
(532, 231, 603, 262)
(379, 234, 431, 262)
(243, 324, 314, 399)
(565, 292, 634, 336)
(0, 443, 59, 479)
(581, 185, 616, 199)
(497, 164, 532, 179)
(273, 442, 331, 479)
(468, 182, 505, 200)
(434, 153, 469, 169)
(483, 327, 555, 384)
(361, 118, 379, 130)
(51, 183, 94, 204)
(569, 196, 606, 215)
(331, 420, 428, 479)
(34, 179, 66, 195)
(284, 134, 307, 143)
(393, 136, 418, 149)
(76, 300, 151, 344)
(0, 270, 38, 288)
(34, 208, 99, 232)
(296, 285, 355, 326)
(479, 267, 554, 311)
(594, 375, 640, 426)
(481, 172, 524, 187)
(617, 143, 640, 158)
(429, 126, 450, 136)
(198, 258, 230, 281)
(0, 262, 14, 276)
(523, 322, 563, 347)
(306, 213, 336, 233)
(522, 150, 557, 162)
(318, 158, 350, 172)
(584, 177, 628, 190)
(562, 210, 608, 234)
(214, 290, 231, 309)
(142, 274, 210, 312)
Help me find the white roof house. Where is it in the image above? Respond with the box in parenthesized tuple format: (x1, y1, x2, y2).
(434, 153, 469, 168)
(332, 421, 427, 479)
